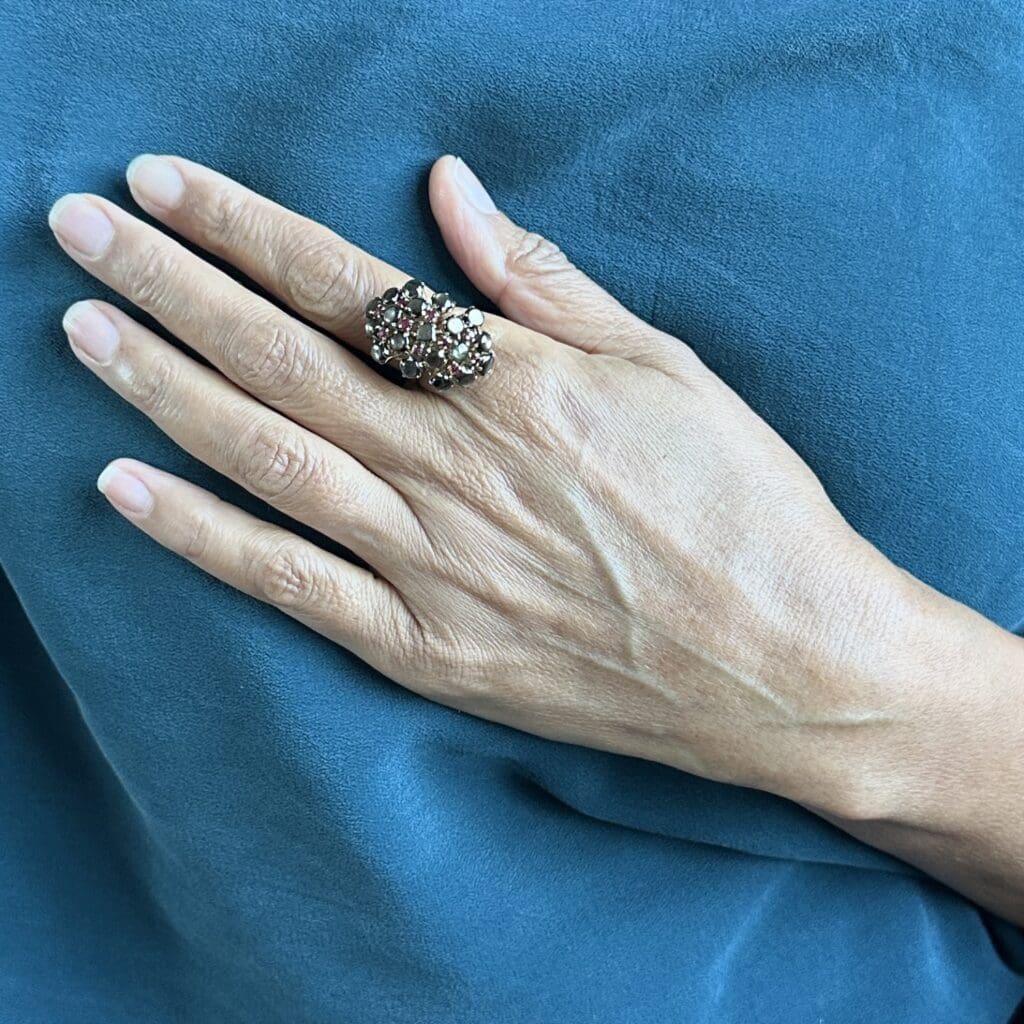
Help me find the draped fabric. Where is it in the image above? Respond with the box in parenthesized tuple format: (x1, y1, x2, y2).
(2, 2, 1022, 1020)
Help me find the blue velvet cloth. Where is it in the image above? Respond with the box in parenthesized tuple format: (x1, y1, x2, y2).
(2, 1, 1022, 1020)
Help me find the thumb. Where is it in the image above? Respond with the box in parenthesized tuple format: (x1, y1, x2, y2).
(428, 155, 678, 368)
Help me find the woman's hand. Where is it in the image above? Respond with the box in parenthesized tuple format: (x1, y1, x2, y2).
(48, 155, 1024, 922)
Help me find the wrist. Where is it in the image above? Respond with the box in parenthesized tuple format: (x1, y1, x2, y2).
(785, 539, 1020, 834)
(776, 545, 1024, 922)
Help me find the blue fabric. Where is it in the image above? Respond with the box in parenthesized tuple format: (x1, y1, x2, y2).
(1, 1, 1022, 1020)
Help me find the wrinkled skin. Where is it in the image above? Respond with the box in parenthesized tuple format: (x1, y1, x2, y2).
(48, 154, 1024, 923)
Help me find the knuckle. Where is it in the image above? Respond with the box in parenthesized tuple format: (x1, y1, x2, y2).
(194, 185, 253, 251)
(494, 343, 551, 414)
(401, 629, 439, 680)
(363, 601, 417, 677)
(224, 311, 324, 402)
(180, 507, 215, 562)
(235, 425, 323, 506)
(129, 352, 178, 417)
(418, 629, 460, 677)
(506, 230, 571, 281)
(280, 236, 364, 322)
(411, 627, 490, 704)
(489, 345, 585, 453)
(665, 335, 711, 387)
(129, 243, 178, 310)
(253, 537, 325, 611)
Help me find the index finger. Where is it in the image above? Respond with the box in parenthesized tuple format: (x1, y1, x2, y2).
(125, 153, 516, 367)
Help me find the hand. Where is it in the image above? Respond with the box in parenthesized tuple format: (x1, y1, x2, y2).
(47, 155, 921, 805)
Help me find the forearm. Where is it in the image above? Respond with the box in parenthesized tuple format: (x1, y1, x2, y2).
(785, 542, 1024, 925)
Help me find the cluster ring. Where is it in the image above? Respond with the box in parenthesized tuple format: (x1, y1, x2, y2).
(364, 279, 494, 390)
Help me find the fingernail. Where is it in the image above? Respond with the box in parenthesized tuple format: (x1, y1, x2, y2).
(454, 158, 497, 215)
(63, 300, 119, 365)
(126, 154, 185, 211)
(48, 195, 114, 258)
(97, 464, 153, 516)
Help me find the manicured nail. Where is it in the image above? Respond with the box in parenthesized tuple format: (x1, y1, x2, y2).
(454, 158, 497, 215)
(97, 463, 153, 516)
(62, 301, 119, 365)
(48, 194, 114, 258)
(126, 154, 185, 211)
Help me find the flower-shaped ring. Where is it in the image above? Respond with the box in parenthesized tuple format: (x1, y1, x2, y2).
(364, 279, 494, 390)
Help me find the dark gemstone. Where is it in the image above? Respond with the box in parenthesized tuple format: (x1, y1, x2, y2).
(402, 279, 425, 297)
(382, 305, 398, 323)
(426, 350, 444, 367)
(428, 375, 453, 390)
(455, 368, 476, 385)
(400, 358, 421, 379)
(416, 322, 436, 343)
(478, 353, 495, 376)
(383, 287, 398, 301)
(370, 343, 384, 363)
(478, 332, 492, 352)
(408, 297, 425, 315)
(431, 292, 450, 308)
(392, 334, 407, 352)
(365, 298, 381, 317)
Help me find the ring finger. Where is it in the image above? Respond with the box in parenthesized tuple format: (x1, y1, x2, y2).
(62, 298, 422, 568)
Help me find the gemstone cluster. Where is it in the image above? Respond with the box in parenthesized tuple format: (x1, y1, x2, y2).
(365, 279, 494, 389)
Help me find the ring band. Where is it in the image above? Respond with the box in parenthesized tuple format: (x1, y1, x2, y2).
(364, 279, 494, 390)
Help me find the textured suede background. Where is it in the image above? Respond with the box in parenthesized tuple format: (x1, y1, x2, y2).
(2, 1, 1023, 1021)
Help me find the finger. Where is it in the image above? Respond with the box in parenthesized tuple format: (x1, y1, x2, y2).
(63, 299, 422, 568)
(95, 457, 417, 673)
(428, 155, 682, 370)
(47, 190, 425, 462)
(122, 153, 522, 360)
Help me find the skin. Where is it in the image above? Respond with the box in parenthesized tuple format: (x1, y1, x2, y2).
(47, 154, 1024, 926)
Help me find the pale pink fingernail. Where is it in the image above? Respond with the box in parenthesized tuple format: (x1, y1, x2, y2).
(126, 154, 185, 210)
(97, 464, 153, 516)
(454, 158, 497, 214)
(62, 301, 119, 365)
(48, 194, 114, 258)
